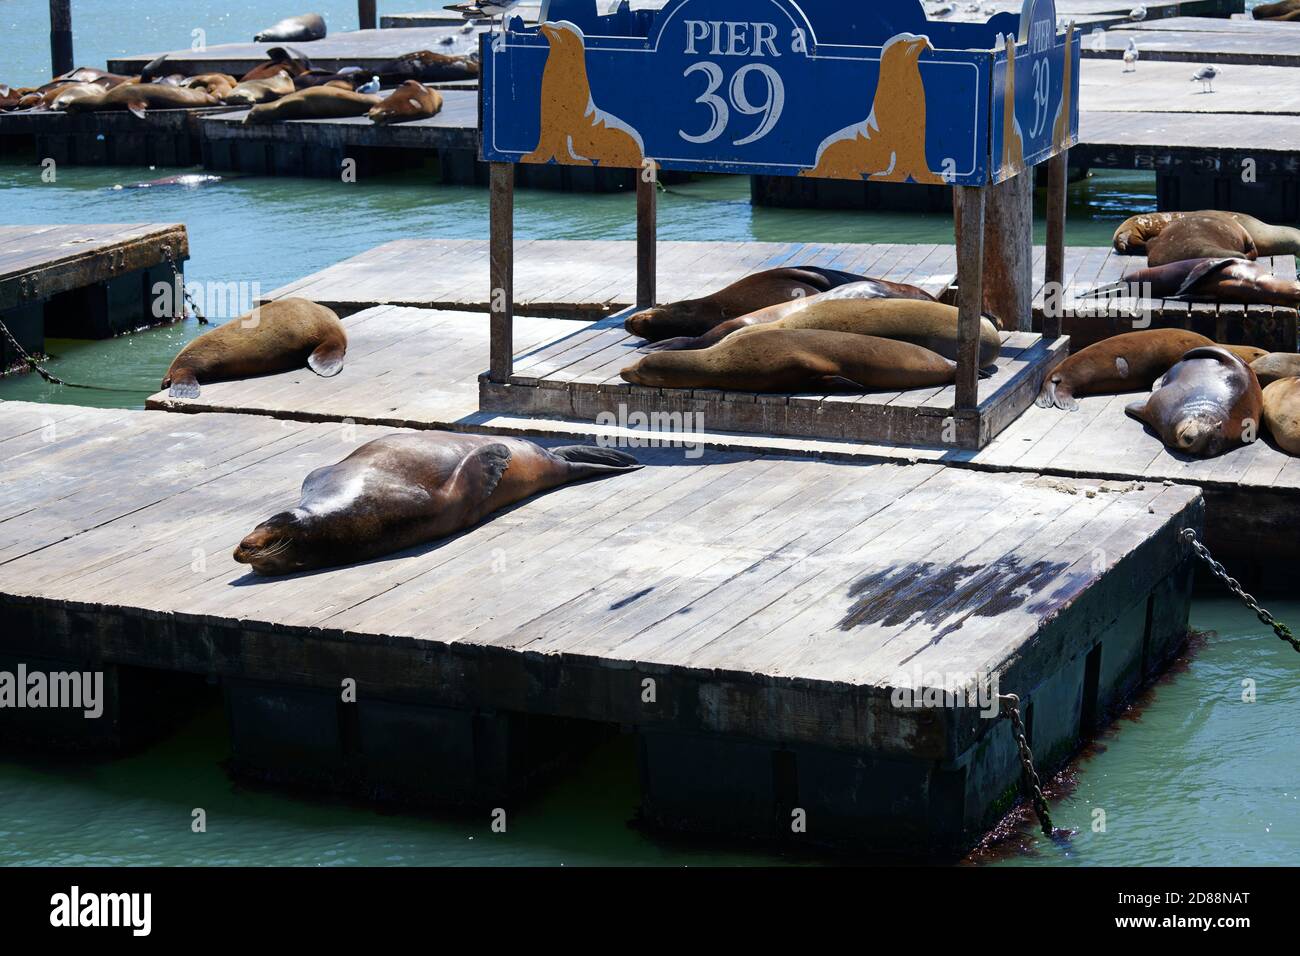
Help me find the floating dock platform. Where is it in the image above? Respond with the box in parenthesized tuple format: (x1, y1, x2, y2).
(0, 401, 1200, 855)
(0, 105, 239, 166)
(1086, 16, 1300, 66)
(382, 5, 543, 29)
(0, 223, 188, 371)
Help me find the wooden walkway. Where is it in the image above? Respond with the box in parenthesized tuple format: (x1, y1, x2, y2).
(0, 223, 189, 368)
(382, 4, 542, 28)
(108, 26, 485, 77)
(1088, 19, 1300, 66)
(0, 400, 1199, 852)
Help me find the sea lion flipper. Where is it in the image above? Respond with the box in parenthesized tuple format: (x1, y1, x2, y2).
(1124, 400, 1148, 424)
(446, 443, 513, 506)
(819, 375, 866, 392)
(307, 340, 346, 377)
(978, 364, 997, 380)
(167, 369, 200, 399)
(551, 446, 643, 474)
(125, 99, 148, 119)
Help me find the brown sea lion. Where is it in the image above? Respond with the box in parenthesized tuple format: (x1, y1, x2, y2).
(240, 47, 315, 82)
(223, 71, 295, 105)
(49, 68, 136, 89)
(68, 83, 217, 117)
(161, 299, 347, 398)
(1084, 258, 1300, 308)
(1114, 211, 1300, 258)
(375, 50, 480, 83)
(181, 73, 239, 98)
(1125, 347, 1262, 458)
(1144, 216, 1257, 267)
(642, 281, 945, 353)
(1251, 353, 1300, 387)
(624, 267, 868, 342)
(1262, 377, 1300, 454)
(254, 13, 327, 43)
(48, 83, 109, 111)
(242, 86, 381, 124)
(233, 434, 641, 575)
(1037, 329, 1214, 411)
(621, 328, 958, 393)
(1254, 0, 1300, 20)
(367, 80, 443, 124)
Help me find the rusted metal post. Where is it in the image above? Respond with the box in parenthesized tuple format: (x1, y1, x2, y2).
(489, 162, 515, 384)
(49, 0, 73, 78)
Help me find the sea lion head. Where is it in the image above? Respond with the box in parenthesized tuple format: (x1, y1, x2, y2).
(619, 352, 677, 388)
(234, 510, 321, 575)
(1170, 412, 1226, 457)
(624, 304, 715, 342)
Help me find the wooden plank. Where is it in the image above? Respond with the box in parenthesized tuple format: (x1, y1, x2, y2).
(489, 163, 514, 384)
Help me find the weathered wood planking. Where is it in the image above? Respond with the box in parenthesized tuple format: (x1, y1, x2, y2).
(381, 4, 543, 28)
(108, 26, 486, 77)
(0, 400, 1199, 753)
(1080, 59, 1300, 115)
(1084, 25, 1300, 65)
(1125, 14, 1300, 32)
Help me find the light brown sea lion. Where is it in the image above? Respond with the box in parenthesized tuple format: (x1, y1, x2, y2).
(1144, 216, 1257, 267)
(73, 83, 218, 117)
(1114, 211, 1300, 258)
(161, 299, 347, 398)
(621, 328, 958, 393)
(254, 13, 327, 43)
(642, 282, 951, 353)
(181, 73, 239, 98)
(522, 21, 643, 168)
(367, 80, 443, 124)
(223, 71, 295, 105)
(240, 47, 315, 82)
(48, 83, 109, 111)
(1037, 329, 1214, 411)
(233, 434, 641, 575)
(1254, 0, 1300, 20)
(1262, 377, 1300, 454)
(1252, 353, 1300, 387)
(1125, 347, 1263, 458)
(48, 68, 136, 89)
(1083, 257, 1300, 308)
(242, 86, 381, 124)
(624, 267, 868, 342)
(374, 50, 479, 83)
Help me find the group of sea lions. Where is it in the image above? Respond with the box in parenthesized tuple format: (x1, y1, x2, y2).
(1253, 0, 1300, 20)
(1, 43, 468, 124)
(619, 267, 1000, 394)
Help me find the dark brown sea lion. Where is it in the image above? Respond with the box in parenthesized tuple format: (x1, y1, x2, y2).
(1037, 329, 1214, 411)
(1262, 377, 1300, 454)
(161, 299, 347, 398)
(71, 83, 218, 117)
(48, 68, 136, 89)
(1254, 0, 1300, 20)
(621, 328, 958, 393)
(240, 47, 316, 82)
(254, 13, 327, 43)
(374, 50, 480, 83)
(1143, 216, 1257, 267)
(233, 434, 641, 575)
(1125, 347, 1262, 458)
(367, 80, 443, 124)
(293, 67, 364, 89)
(642, 282, 947, 353)
(1084, 258, 1300, 308)
(223, 71, 295, 105)
(1251, 353, 1300, 387)
(625, 267, 869, 342)
(242, 86, 381, 124)
(1114, 211, 1300, 258)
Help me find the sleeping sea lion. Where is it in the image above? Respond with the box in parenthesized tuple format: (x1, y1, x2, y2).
(621, 328, 959, 393)
(161, 298, 347, 398)
(234, 434, 641, 575)
(624, 267, 868, 342)
(1037, 329, 1214, 411)
(374, 50, 480, 83)
(293, 67, 364, 89)
(254, 13, 327, 43)
(223, 71, 295, 105)
(49, 83, 110, 111)
(367, 80, 443, 124)
(181, 73, 238, 98)
(1251, 353, 1300, 386)
(1144, 216, 1257, 267)
(240, 47, 315, 82)
(242, 86, 381, 123)
(1125, 347, 1262, 458)
(1114, 211, 1300, 258)
(1262, 378, 1300, 454)
(1254, 0, 1300, 18)
(1083, 258, 1300, 308)
(70, 83, 217, 117)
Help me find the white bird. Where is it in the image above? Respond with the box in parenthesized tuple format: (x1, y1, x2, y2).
(355, 74, 380, 94)
(1123, 37, 1139, 72)
(445, 1, 520, 32)
(1192, 65, 1218, 93)
(1129, 4, 1147, 20)
(964, 2, 981, 12)
(932, 3, 956, 17)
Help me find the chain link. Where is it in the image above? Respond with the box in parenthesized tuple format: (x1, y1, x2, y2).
(999, 693, 1058, 839)
(1181, 528, 1300, 653)
(0, 314, 72, 386)
(162, 244, 208, 325)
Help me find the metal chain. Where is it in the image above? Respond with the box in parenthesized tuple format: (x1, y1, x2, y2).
(162, 245, 208, 325)
(0, 314, 72, 386)
(999, 693, 1057, 839)
(1181, 528, 1300, 653)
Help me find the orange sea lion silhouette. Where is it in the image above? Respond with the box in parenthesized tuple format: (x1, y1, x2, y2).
(1000, 34, 1025, 178)
(801, 34, 941, 185)
(1051, 23, 1075, 153)
(522, 20, 644, 168)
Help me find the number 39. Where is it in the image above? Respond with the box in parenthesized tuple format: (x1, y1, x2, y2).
(679, 62, 786, 147)
(1029, 59, 1051, 138)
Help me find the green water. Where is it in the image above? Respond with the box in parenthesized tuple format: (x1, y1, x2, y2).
(1, 1, 1296, 867)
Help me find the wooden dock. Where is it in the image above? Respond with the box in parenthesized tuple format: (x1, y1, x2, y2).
(1086, 17, 1300, 66)
(107, 26, 485, 78)
(381, 5, 542, 29)
(262, 239, 1299, 351)
(0, 400, 1200, 855)
(0, 105, 240, 166)
(0, 223, 188, 371)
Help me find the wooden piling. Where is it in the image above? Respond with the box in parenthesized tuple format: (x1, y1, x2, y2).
(358, 0, 378, 31)
(1044, 151, 1069, 342)
(955, 186, 986, 413)
(489, 162, 515, 384)
(48, 0, 73, 79)
(980, 172, 1034, 332)
(636, 165, 657, 311)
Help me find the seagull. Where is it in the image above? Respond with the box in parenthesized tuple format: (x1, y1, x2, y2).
(1123, 38, 1139, 72)
(931, 3, 956, 16)
(964, 2, 981, 12)
(1192, 65, 1218, 93)
(355, 74, 380, 94)
(1129, 4, 1147, 20)
(445, 1, 519, 32)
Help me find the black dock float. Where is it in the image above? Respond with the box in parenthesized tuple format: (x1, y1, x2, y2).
(0, 106, 241, 167)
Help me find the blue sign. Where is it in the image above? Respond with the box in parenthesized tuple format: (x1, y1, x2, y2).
(481, 0, 1081, 187)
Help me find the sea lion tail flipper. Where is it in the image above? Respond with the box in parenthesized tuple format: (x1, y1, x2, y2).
(1037, 375, 1078, 411)
(307, 341, 346, 377)
(978, 364, 997, 380)
(167, 369, 201, 399)
(819, 375, 866, 392)
(551, 445, 643, 474)
(1077, 279, 1128, 299)
(126, 99, 148, 119)
(1172, 258, 1236, 299)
